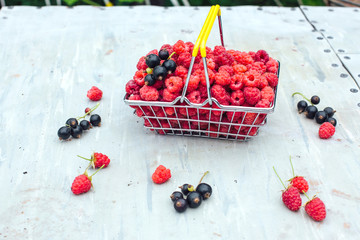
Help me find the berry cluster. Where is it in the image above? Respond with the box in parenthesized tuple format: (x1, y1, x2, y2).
(125, 41, 279, 137)
(293, 92, 336, 139)
(273, 157, 326, 222)
(71, 152, 111, 195)
(57, 103, 102, 141)
(170, 171, 212, 213)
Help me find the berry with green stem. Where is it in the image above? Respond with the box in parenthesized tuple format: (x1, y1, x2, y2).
(179, 183, 194, 196)
(174, 198, 188, 213)
(297, 100, 308, 113)
(326, 117, 337, 127)
(77, 103, 100, 121)
(324, 107, 336, 118)
(292, 92, 312, 104)
(85, 107, 91, 114)
(66, 118, 78, 128)
(77, 152, 110, 169)
(71, 163, 105, 195)
(58, 126, 71, 140)
(303, 191, 326, 221)
(288, 156, 309, 194)
(145, 54, 161, 68)
(305, 105, 318, 119)
(159, 49, 170, 60)
(311, 95, 320, 105)
(170, 191, 184, 202)
(90, 114, 101, 127)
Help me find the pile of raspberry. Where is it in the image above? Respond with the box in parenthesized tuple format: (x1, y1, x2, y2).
(125, 40, 279, 138)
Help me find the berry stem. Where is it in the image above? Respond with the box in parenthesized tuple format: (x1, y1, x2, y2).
(273, 166, 286, 189)
(303, 190, 311, 200)
(198, 171, 209, 185)
(77, 155, 91, 161)
(290, 156, 295, 178)
(291, 92, 312, 104)
(168, 52, 176, 60)
(90, 164, 105, 177)
(77, 103, 100, 120)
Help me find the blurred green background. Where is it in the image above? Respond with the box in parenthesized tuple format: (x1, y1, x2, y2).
(1, 0, 325, 8)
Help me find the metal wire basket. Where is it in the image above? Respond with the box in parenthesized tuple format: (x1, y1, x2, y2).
(124, 5, 280, 141)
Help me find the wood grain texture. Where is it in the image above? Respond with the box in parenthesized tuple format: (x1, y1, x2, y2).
(0, 6, 359, 240)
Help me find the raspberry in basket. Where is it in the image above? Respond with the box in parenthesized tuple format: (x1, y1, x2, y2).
(211, 84, 230, 105)
(174, 66, 188, 80)
(264, 72, 279, 88)
(196, 69, 215, 86)
(125, 80, 140, 95)
(232, 51, 254, 66)
(258, 75, 269, 89)
(185, 41, 194, 53)
(261, 86, 275, 103)
(250, 61, 267, 74)
(244, 70, 260, 88)
(152, 165, 171, 184)
(140, 85, 159, 101)
(243, 87, 261, 106)
(186, 75, 200, 93)
(219, 65, 234, 76)
(163, 88, 180, 102)
(87, 86, 103, 101)
(136, 56, 147, 71)
(230, 74, 245, 91)
(230, 90, 245, 106)
(254, 49, 270, 64)
(266, 58, 279, 74)
(177, 52, 192, 68)
(186, 90, 202, 104)
(233, 64, 247, 74)
(255, 99, 270, 108)
(165, 76, 183, 93)
(134, 70, 146, 86)
(160, 44, 174, 55)
(215, 71, 231, 86)
(173, 40, 186, 54)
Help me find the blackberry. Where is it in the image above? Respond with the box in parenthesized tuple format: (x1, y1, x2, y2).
(324, 107, 336, 117)
(90, 114, 101, 126)
(71, 125, 83, 138)
(326, 117, 337, 127)
(58, 126, 71, 140)
(163, 59, 177, 74)
(297, 100, 308, 114)
(159, 49, 170, 60)
(66, 118, 78, 128)
(315, 111, 327, 124)
(179, 183, 194, 196)
(153, 65, 167, 81)
(80, 120, 91, 130)
(305, 105, 318, 119)
(196, 183, 212, 200)
(187, 191, 202, 208)
(144, 74, 156, 86)
(174, 198, 188, 213)
(311, 95, 320, 105)
(145, 54, 160, 68)
(170, 191, 184, 202)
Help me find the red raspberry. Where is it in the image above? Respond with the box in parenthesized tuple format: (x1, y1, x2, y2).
(255, 99, 270, 108)
(164, 107, 175, 116)
(185, 41, 194, 53)
(199, 57, 216, 70)
(243, 70, 260, 88)
(258, 75, 269, 89)
(206, 124, 219, 138)
(232, 51, 254, 65)
(230, 90, 245, 106)
(319, 122, 335, 139)
(157, 121, 171, 135)
(186, 90, 201, 104)
(305, 197, 326, 221)
(230, 74, 245, 90)
(179, 106, 197, 117)
(162, 88, 180, 102)
(85, 107, 91, 114)
(242, 112, 258, 125)
(233, 64, 247, 74)
(185, 75, 200, 93)
(152, 165, 171, 184)
(160, 44, 174, 55)
(213, 45, 226, 55)
(177, 52, 192, 68)
(139, 85, 159, 101)
(282, 186, 302, 211)
(243, 87, 261, 106)
(87, 86, 103, 101)
(133, 70, 146, 86)
(197, 84, 209, 98)
(290, 176, 309, 194)
(71, 174, 92, 195)
(195, 69, 215, 86)
(264, 72, 279, 88)
(250, 61, 267, 74)
(173, 40, 186, 54)
(218, 65, 234, 76)
(152, 79, 164, 89)
(266, 58, 279, 74)
(226, 111, 243, 122)
(214, 52, 235, 67)
(165, 76, 183, 93)
(92, 152, 110, 168)
(261, 86, 275, 103)
(125, 80, 141, 95)
(128, 94, 141, 108)
(214, 71, 231, 86)
(248, 51, 256, 59)
(136, 56, 147, 71)
(146, 49, 158, 56)
(211, 84, 230, 105)
(254, 49, 270, 64)
(174, 66, 188, 80)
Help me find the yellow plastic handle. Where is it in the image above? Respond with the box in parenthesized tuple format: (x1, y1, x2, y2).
(192, 6, 216, 57)
(200, 5, 221, 57)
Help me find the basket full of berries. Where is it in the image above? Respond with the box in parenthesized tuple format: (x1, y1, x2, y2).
(124, 5, 280, 141)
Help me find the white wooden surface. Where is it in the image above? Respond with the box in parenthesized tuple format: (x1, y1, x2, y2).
(0, 6, 360, 240)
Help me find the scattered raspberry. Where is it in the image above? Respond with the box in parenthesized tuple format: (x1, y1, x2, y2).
(133, 70, 146, 86)
(255, 99, 270, 108)
(177, 52, 192, 68)
(87, 86, 103, 101)
(230, 74, 245, 91)
(185, 75, 200, 93)
(152, 165, 171, 184)
(290, 176, 309, 194)
(230, 90, 245, 106)
(219, 65, 234, 76)
(233, 64, 247, 74)
(174, 65, 188, 80)
(282, 186, 302, 211)
(261, 86, 275, 103)
(71, 174, 92, 195)
(243, 87, 261, 106)
(264, 72, 279, 88)
(91, 152, 110, 168)
(186, 90, 201, 104)
(140, 85, 159, 101)
(162, 88, 180, 102)
(165, 76, 183, 93)
(214, 71, 231, 86)
(254, 49, 270, 64)
(173, 40, 186, 54)
(305, 197, 326, 221)
(319, 122, 335, 139)
(136, 56, 147, 71)
(243, 70, 260, 88)
(125, 80, 141, 95)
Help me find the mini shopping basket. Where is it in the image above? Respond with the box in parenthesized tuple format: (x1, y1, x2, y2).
(124, 5, 280, 141)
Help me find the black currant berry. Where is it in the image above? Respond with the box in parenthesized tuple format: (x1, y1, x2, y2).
(326, 117, 337, 127)
(90, 114, 101, 127)
(66, 118, 78, 128)
(153, 65, 167, 81)
(58, 126, 71, 140)
(196, 183, 212, 200)
(163, 59, 177, 74)
(187, 191, 202, 208)
(315, 111, 328, 124)
(170, 191, 184, 202)
(174, 198, 188, 213)
(310, 95, 320, 105)
(159, 49, 169, 60)
(144, 74, 156, 86)
(179, 184, 194, 196)
(80, 120, 91, 130)
(297, 100, 308, 114)
(71, 125, 83, 138)
(305, 105, 318, 119)
(145, 54, 161, 68)
(324, 107, 336, 118)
